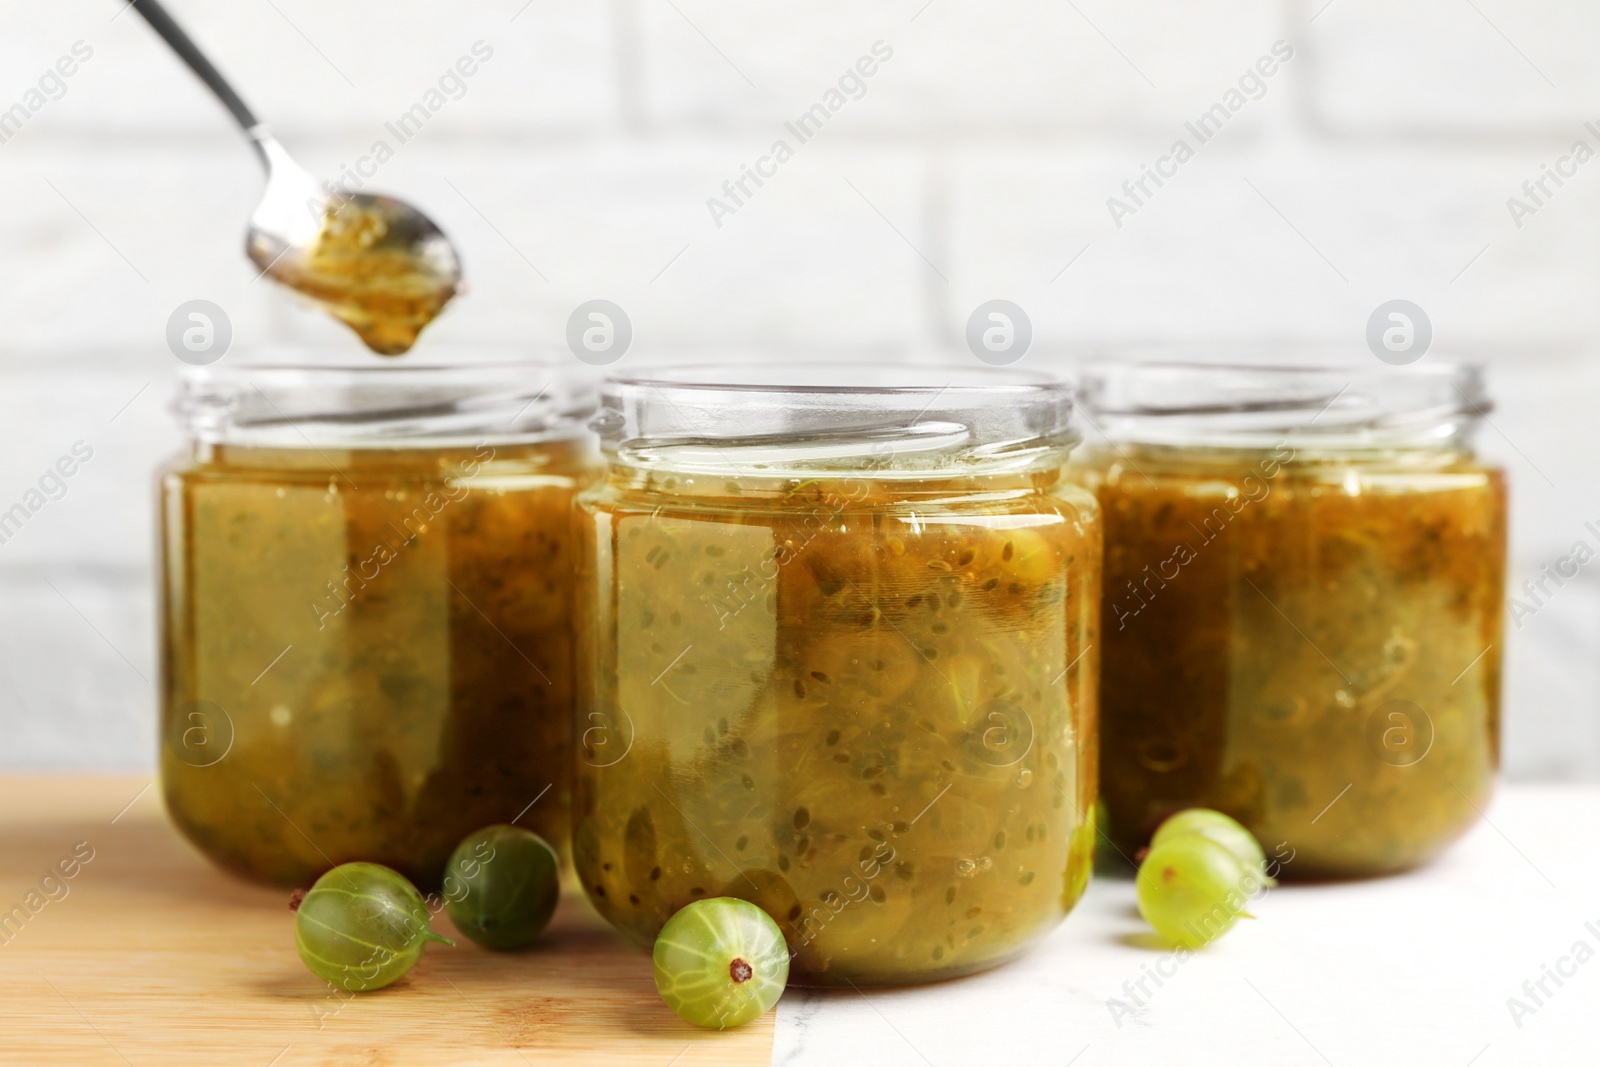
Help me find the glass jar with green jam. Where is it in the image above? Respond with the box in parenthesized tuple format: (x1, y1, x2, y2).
(572, 366, 1101, 985)
(1074, 361, 1506, 878)
(159, 360, 598, 888)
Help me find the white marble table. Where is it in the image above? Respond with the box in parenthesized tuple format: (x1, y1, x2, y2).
(773, 784, 1599, 1066)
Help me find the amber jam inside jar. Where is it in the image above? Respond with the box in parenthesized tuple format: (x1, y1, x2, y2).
(159, 360, 598, 888)
(572, 365, 1101, 985)
(1075, 361, 1506, 878)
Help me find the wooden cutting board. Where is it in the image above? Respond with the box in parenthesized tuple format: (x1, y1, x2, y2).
(0, 776, 773, 1066)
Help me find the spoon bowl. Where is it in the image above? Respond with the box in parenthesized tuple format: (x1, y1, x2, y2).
(250, 175, 463, 356)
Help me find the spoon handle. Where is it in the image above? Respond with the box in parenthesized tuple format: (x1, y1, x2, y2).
(129, 0, 260, 133)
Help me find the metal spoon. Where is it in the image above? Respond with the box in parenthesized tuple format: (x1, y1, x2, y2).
(129, 0, 462, 354)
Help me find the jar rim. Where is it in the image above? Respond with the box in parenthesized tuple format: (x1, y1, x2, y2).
(1077, 358, 1487, 451)
(608, 362, 1064, 395)
(596, 362, 1078, 478)
(173, 357, 598, 448)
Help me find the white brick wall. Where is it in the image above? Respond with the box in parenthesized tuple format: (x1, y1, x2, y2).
(1, 0, 1596, 778)
(1305, 0, 1600, 133)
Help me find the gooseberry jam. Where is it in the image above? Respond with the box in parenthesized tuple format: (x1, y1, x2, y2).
(160, 361, 596, 887)
(572, 366, 1101, 984)
(1077, 361, 1506, 877)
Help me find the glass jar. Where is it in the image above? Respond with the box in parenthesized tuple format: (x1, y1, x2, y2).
(1075, 361, 1506, 878)
(159, 359, 598, 888)
(572, 365, 1101, 985)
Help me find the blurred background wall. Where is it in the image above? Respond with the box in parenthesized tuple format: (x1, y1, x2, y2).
(0, 0, 1596, 777)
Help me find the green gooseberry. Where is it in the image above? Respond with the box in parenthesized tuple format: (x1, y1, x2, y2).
(1136, 835, 1256, 950)
(1150, 808, 1275, 885)
(444, 825, 561, 951)
(294, 862, 452, 991)
(1063, 803, 1097, 907)
(653, 897, 789, 1029)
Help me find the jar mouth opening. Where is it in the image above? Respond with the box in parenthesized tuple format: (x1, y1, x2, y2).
(174, 358, 597, 448)
(1077, 358, 1487, 451)
(597, 362, 1078, 478)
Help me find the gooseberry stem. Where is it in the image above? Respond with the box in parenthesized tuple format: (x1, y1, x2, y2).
(425, 931, 455, 946)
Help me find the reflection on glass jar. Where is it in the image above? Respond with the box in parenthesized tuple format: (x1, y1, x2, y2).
(159, 361, 597, 887)
(1076, 360, 1506, 878)
(573, 365, 1101, 985)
